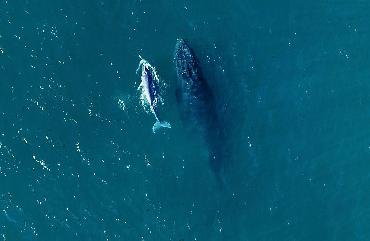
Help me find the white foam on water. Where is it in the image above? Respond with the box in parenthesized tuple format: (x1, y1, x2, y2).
(136, 56, 165, 110)
(32, 154, 50, 172)
(117, 99, 126, 111)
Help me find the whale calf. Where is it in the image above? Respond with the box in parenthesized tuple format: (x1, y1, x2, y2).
(137, 56, 171, 133)
(174, 39, 225, 183)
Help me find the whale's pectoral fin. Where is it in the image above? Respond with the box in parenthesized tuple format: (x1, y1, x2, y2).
(136, 62, 142, 74)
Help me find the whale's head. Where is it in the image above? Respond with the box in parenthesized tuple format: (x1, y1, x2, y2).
(175, 39, 191, 57)
(174, 39, 202, 84)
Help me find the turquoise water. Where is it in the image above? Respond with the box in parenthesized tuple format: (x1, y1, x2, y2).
(1, 0, 370, 240)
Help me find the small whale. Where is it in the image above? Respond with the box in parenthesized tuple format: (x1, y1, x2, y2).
(174, 39, 226, 184)
(137, 56, 171, 133)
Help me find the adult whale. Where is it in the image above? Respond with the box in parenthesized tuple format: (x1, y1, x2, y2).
(174, 39, 226, 185)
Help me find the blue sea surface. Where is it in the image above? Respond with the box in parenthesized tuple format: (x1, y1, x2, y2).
(1, 0, 370, 240)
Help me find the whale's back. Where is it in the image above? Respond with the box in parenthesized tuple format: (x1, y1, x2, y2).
(175, 39, 215, 127)
(174, 39, 226, 183)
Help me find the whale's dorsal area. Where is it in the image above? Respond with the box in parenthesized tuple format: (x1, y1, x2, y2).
(174, 39, 225, 185)
(174, 39, 215, 123)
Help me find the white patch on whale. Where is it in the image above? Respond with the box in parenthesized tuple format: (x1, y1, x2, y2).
(136, 56, 171, 133)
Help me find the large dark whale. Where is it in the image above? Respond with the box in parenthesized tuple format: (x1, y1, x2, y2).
(174, 39, 226, 184)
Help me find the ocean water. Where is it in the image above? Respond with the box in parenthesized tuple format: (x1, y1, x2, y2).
(1, 0, 370, 240)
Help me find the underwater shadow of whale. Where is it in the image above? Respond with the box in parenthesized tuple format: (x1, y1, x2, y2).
(174, 38, 228, 186)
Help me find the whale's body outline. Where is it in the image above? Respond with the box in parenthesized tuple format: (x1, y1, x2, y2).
(174, 39, 226, 184)
(137, 56, 171, 133)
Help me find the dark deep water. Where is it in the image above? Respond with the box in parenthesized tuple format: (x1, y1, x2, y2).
(1, 0, 370, 240)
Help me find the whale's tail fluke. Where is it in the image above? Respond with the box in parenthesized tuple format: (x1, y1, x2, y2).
(152, 120, 171, 133)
